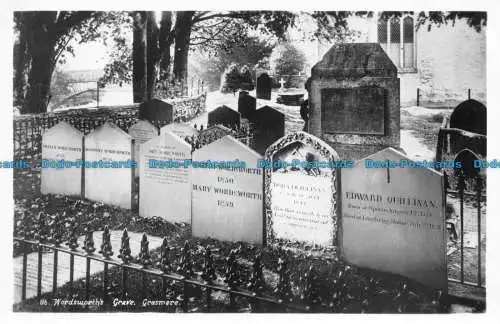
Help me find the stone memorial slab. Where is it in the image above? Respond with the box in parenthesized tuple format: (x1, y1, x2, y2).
(41, 121, 84, 197)
(192, 136, 264, 244)
(264, 132, 340, 247)
(449, 99, 487, 156)
(310, 43, 400, 160)
(256, 73, 272, 100)
(238, 91, 257, 118)
(139, 98, 174, 124)
(208, 105, 241, 129)
(84, 123, 134, 209)
(160, 122, 199, 139)
(252, 106, 285, 154)
(128, 120, 159, 177)
(321, 86, 385, 135)
(341, 147, 447, 290)
(139, 132, 192, 223)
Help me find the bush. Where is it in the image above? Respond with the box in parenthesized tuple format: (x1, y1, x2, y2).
(270, 43, 307, 76)
(239, 65, 255, 91)
(220, 63, 241, 94)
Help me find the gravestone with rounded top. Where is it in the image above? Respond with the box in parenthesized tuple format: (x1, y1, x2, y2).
(264, 132, 340, 248)
(256, 73, 272, 100)
(208, 105, 241, 129)
(341, 147, 447, 291)
(128, 120, 159, 177)
(84, 123, 134, 209)
(139, 132, 192, 223)
(449, 99, 487, 156)
(310, 43, 400, 160)
(41, 121, 84, 197)
(192, 135, 264, 244)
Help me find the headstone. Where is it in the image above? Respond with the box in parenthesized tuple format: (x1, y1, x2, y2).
(139, 98, 174, 124)
(341, 147, 447, 290)
(208, 105, 241, 129)
(84, 123, 134, 209)
(310, 43, 400, 160)
(160, 122, 199, 139)
(256, 73, 272, 100)
(41, 121, 84, 197)
(128, 120, 159, 177)
(449, 99, 487, 156)
(264, 132, 340, 248)
(192, 136, 264, 244)
(454, 148, 481, 178)
(238, 91, 257, 118)
(252, 106, 285, 154)
(139, 132, 192, 223)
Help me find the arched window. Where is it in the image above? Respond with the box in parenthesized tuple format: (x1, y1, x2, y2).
(377, 17, 388, 44)
(376, 13, 416, 71)
(403, 16, 415, 68)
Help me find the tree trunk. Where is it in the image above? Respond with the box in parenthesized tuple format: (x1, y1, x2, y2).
(13, 12, 30, 108)
(132, 11, 148, 103)
(24, 12, 57, 114)
(158, 11, 173, 84)
(146, 11, 159, 100)
(173, 11, 194, 96)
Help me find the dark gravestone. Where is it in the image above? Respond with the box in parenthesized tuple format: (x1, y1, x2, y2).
(310, 43, 400, 160)
(238, 91, 257, 119)
(208, 105, 241, 129)
(449, 99, 487, 156)
(256, 73, 272, 100)
(139, 98, 174, 124)
(321, 86, 385, 135)
(252, 106, 285, 154)
(454, 148, 481, 178)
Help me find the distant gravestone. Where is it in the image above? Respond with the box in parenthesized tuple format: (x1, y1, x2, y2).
(84, 123, 134, 209)
(192, 136, 264, 244)
(256, 73, 272, 100)
(41, 121, 84, 197)
(208, 105, 241, 129)
(252, 106, 285, 154)
(139, 132, 192, 223)
(310, 43, 400, 160)
(139, 98, 174, 124)
(341, 147, 447, 291)
(160, 122, 199, 139)
(128, 120, 159, 177)
(265, 132, 340, 247)
(449, 99, 487, 156)
(238, 91, 257, 118)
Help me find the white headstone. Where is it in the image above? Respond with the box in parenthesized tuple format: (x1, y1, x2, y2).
(139, 132, 192, 223)
(341, 147, 447, 290)
(265, 132, 340, 248)
(128, 120, 158, 177)
(160, 122, 199, 139)
(41, 121, 83, 196)
(192, 136, 264, 244)
(84, 123, 134, 209)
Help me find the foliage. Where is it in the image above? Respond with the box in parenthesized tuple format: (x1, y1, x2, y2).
(220, 63, 241, 94)
(192, 35, 273, 90)
(270, 43, 307, 76)
(239, 65, 254, 91)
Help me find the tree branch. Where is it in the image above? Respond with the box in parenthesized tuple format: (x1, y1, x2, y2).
(54, 11, 95, 38)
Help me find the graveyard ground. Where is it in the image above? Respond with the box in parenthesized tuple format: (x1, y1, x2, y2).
(13, 92, 485, 312)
